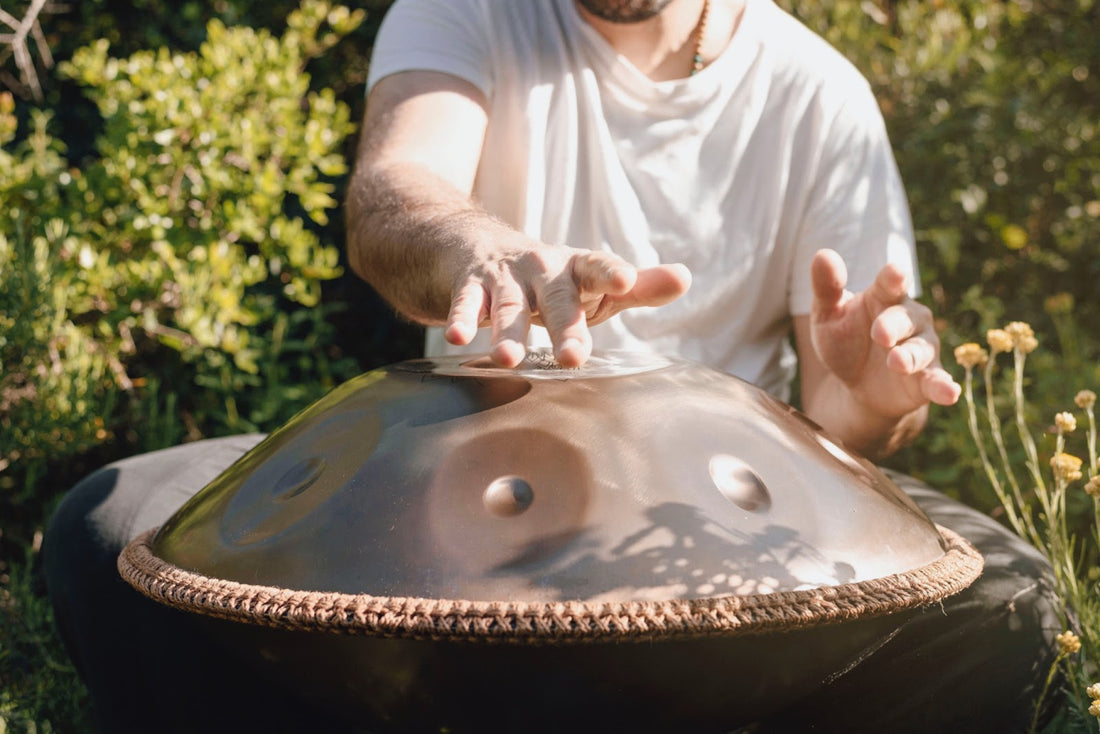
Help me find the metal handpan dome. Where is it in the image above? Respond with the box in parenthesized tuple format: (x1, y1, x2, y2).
(120, 350, 981, 731)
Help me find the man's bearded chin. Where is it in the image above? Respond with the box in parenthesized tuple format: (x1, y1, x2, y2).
(576, 0, 678, 23)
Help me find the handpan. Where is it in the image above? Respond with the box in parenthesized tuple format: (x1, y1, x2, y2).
(119, 350, 982, 732)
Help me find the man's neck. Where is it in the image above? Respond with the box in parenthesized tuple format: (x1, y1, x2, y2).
(576, 0, 745, 82)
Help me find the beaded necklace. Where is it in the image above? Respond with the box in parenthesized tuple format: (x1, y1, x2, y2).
(690, 0, 711, 76)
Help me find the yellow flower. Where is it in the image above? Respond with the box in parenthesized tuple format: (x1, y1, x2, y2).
(1051, 453, 1084, 483)
(1055, 412, 1078, 433)
(1092, 700, 1100, 719)
(1088, 682, 1100, 700)
(1004, 321, 1035, 341)
(1045, 292, 1075, 315)
(954, 343, 988, 369)
(1086, 476, 1100, 498)
(1004, 322, 1039, 354)
(1056, 630, 1082, 655)
(1076, 390, 1097, 410)
(986, 328, 1014, 354)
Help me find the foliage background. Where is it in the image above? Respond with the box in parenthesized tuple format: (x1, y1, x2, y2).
(0, 0, 1097, 730)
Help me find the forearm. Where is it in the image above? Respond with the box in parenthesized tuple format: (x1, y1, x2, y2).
(802, 372, 928, 461)
(345, 160, 517, 325)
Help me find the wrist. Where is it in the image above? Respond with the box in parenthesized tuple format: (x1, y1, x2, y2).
(805, 375, 929, 461)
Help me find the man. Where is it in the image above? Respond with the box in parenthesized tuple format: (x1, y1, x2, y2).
(342, 0, 1060, 730)
(44, 0, 1059, 731)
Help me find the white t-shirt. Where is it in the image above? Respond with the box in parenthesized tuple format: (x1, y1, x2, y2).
(367, 0, 918, 399)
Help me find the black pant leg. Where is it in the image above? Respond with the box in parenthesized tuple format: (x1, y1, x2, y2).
(755, 472, 1062, 734)
(42, 435, 358, 734)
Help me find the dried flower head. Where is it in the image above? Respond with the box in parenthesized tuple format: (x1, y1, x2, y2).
(1051, 453, 1084, 483)
(1004, 321, 1034, 341)
(1086, 476, 1100, 499)
(1088, 682, 1100, 700)
(1055, 412, 1078, 433)
(1076, 390, 1097, 410)
(1057, 630, 1082, 655)
(1045, 292, 1075, 315)
(954, 343, 988, 369)
(1004, 322, 1038, 354)
(986, 329, 1014, 354)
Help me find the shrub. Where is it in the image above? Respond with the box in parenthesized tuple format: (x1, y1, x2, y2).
(0, 0, 364, 550)
(0, 96, 121, 557)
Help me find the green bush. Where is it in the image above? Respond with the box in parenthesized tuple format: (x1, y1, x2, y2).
(0, 100, 115, 480)
(57, 10, 352, 369)
(1, 2, 365, 539)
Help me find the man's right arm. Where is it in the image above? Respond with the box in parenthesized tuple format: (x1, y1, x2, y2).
(346, 71, 498, 339)
(346, 71, 691, 367)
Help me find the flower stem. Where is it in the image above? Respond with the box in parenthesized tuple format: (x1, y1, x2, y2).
(987, 355, 1028, 515)
(1013, 348, 1046, 495)
(1087, 405, 1097, 478)
(964, 368, 1031, 539)
(1029, 651, 1066, 734)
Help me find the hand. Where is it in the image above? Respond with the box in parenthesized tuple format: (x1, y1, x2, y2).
(443, 243, 692, 367)
(809, 249, 960, 419)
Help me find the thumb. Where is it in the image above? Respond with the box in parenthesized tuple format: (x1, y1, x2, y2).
(811, 249, 848, 318)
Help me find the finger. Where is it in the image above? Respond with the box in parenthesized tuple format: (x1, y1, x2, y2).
(488, 281, 531, 368)
(810, 249, 848, 317)
(592, 264, 692, 320)
(921, 367, 962, 406)
(871, 303, 922, 349)
(572, 251, 637, 296)
(886, 337, 937, 375)
(445, 281, 488, 346)
(538, 272, 591, 367)
(628, 263, 692, 306)
(868, 262, 910, 307)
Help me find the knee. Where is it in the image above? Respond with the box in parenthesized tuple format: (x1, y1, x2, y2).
(43, 465, 124, 586)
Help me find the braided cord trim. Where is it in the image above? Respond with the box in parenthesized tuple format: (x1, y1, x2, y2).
(118, 526, 982, 643)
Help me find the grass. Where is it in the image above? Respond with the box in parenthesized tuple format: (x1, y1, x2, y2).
(0, 543, 90, 733)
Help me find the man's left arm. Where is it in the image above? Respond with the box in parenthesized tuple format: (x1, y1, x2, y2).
(794, 249, 960, 462)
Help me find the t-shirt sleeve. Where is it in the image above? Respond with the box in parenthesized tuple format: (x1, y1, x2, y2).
(366, 0, 494, 98)
(787, 77, 919, 316)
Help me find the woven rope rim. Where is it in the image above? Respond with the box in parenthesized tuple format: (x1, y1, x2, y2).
(119, 525, 982, 643)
